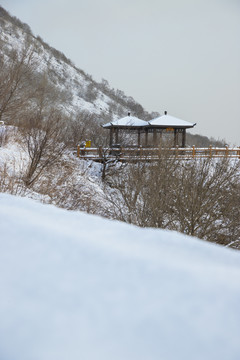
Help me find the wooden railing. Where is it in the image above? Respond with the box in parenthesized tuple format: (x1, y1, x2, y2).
(76, 145, 240, 162)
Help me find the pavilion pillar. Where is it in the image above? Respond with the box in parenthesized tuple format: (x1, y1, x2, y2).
(145, 128, 149, 147)
(115, 128, 119, 143)
(153, 129, 157, 147)
(182, 129, 186, 148)
(174, 129, 177, 147)
(159, 131, 163, 148)
(138, 129, 141, 147)
(110, 128, 113, 147)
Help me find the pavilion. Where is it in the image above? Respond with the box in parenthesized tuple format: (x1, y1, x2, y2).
(102, 113, 148, 147)
(102, 111, 196, 148)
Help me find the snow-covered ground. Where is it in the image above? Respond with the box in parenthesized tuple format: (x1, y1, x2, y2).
(0, 194, 240, 360)
(0, 130, 111, 216)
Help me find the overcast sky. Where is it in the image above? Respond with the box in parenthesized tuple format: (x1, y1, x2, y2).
(2, 0, 240, 144)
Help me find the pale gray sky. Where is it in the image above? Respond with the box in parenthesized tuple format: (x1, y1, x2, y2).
(2, 0, 240, 144)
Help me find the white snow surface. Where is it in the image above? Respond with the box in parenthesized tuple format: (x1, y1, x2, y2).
(103, 115, 148, 127)
(149, 114, 195, 128)
(103, 114, 196, 129)
(0, 194, 240, 360)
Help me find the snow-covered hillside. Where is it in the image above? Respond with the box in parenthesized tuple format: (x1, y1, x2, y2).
(0, 5, 152, 122)
(0, 128, 110, 215)
(0, 14, 111, 115)
(0, 194, 240, 360)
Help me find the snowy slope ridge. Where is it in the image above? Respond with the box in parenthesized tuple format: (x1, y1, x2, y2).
(0, 6, 151, 121)
(0, 194, 240, 360)
(0, 14, 114, 116)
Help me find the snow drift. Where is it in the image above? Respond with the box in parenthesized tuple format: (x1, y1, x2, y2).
(0, 194, 240, 360)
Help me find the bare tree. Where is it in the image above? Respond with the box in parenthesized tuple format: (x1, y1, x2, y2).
(105, 150, 179, 226)
(0, 162, 26, 196)
(67, 111, 108, 148)
(0, 37, 38, 122)
(170, 158, 240, 245)
(21, 108, 68, 187)
(104, 162, 143, 224)
(218, 172, 240, 249)
(106, 154, 240, 249)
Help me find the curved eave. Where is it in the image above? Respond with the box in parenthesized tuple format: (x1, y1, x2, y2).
(149, 114, 196, 129)
(102, 123, 196, 129)
(148, 123, 196, 129)
(102, 115, 148, 128)
(102, 125, 148, 130)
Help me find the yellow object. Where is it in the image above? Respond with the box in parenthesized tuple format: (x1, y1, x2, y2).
(85, 140, 91, 148)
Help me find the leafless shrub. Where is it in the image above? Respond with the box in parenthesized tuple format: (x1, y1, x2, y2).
(67, 111, 108, 148)
(105, 149, 179, 226)
(170, 158, 240, 247)
(186, 133, 226, 147)
(0, 162, 27, 196)
(28, 156, 109, 216)
(0, 124, 9, 147)
(106, 154, 240, 248)
(20, 108, 68, 187)
(0, 39, 38, 123)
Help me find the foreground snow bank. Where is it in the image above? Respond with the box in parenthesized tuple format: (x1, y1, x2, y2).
(0, 194, 240, 360)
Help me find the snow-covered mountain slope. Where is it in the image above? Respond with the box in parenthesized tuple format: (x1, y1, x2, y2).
(0, 193, 240, 360)
(0, 6, 151, 122)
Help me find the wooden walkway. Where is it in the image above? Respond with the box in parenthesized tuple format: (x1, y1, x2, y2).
(76, 146, 240, 162)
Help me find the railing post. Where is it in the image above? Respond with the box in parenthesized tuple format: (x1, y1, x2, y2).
(209, 145, 212, 158)
(158, 145, 162, 159)
(77, 145, 80, 158)
(120, 146, 123, 159)
(225, 145, 229, 157)
(238, 147, 240, 159)
(192, 145, 195, 159)
(176, 145, 179, 158)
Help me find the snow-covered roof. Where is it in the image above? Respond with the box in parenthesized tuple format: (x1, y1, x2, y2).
(103, 113, 196, 129)
(102, 115, 148, 128)
(149, 114, 196, 128)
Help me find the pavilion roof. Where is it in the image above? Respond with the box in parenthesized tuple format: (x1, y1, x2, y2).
(102, 113, 196, 130)
(149, 114, 196, 128)
(102, 115, 148, 128)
